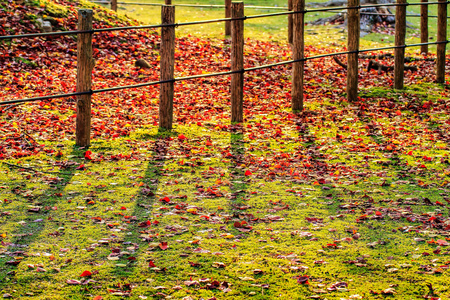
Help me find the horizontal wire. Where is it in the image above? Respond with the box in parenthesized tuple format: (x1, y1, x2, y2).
(1, 1, 448, 40)
(359, 12, 447, 18)
(98, 2, 290, 10)
(1, 40, 447, 107)
(0, 91, 91, 105)
(0, 29, 93, 41)
(0, 0, 448, 105)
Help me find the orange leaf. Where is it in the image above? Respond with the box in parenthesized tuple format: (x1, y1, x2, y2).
(159, 242, 168, 250)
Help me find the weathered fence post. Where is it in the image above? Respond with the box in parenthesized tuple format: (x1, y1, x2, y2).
(165, 0, 172, 4)
(225, 0, 232, 36)
(288, 0, 293, 44)
(347, 0, 360, 102)
(291, 0, 304, 111)
(76, 9, 94, 147)
(436, 0, 447, 83)
(420, 0, 428, 54)
(394, 0, 406, 89)
(231, 2, 244, 123)
(111, 0, 117, 12)
(159, 5, 175, 130)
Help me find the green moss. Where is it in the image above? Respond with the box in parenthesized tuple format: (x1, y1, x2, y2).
(13, 57, 38, 67)
(1, 0, 449, 298)
(42, 0, 70, 17)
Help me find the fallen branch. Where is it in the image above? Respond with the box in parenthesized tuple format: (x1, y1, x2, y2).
(332, 56, 418, 73)
(333, 56, 347, 69)
(360, 53, 435, 62)
(0, 104, 21, 112)
(1, 162, 71, 175)
(367, 60, 417, 74)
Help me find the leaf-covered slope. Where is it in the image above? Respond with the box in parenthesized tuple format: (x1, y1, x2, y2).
(1, 0, 446, 160)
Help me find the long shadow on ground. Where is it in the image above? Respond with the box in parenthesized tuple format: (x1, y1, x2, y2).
(105, 135, 171, 294)
(0, 146, 80, 287)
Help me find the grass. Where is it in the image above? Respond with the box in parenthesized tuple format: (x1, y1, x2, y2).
(1, 0, 450, 299)
(107, 0, 447, 51)
(2, 89, 450, 299)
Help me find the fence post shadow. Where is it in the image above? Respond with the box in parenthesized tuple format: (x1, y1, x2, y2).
(0, 145, 83, 283)
(229, 127, 248, 204)
(108, 134, 171, 278)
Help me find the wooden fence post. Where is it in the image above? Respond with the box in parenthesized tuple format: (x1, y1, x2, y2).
(288, 0, 293, 44)
(111, 0, 117, 12)
(231, 2, 244, 123)
(436, 0, 447, 83)
(347, 0, 360, 102)
(165, 0, 172, 4)
(159, 5, 175, 130)
(420, 0, 428, 54)
(76, 9, 94, 147)
(394, 0, 406, 89)
(291, 0, 304, 111)
(225, 0, 232, 36)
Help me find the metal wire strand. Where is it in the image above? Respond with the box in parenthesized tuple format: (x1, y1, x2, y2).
(1, 1, 448, 39)
(1, 40, 447, 107)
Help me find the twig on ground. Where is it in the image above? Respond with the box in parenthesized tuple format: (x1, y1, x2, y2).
(1, 104, 22, 112)
(332, 56, 347, 69)
(360, 54, 435, 62)
(1, 161, 71, 175)
(367, 60, 417, 74)
(332, 56, 418, 74)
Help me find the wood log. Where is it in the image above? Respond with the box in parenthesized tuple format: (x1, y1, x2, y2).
(159, 5, 175, 130)
(333, 56, 348, 69)
(231, 2, 244, 123)
(309, 0, 395, 8)
(359, 53, 435, 61)
(76, 9, 94, 147)
(368, 60, 417, 73)
(394, 0, 406, 89)
(291, 0, 305, 112)
(333, 56, 418, 73)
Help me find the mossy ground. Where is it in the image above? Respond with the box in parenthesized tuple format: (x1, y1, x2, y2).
(2, 84, 450, 299)
(1, 0, 450, 299)
(112, 0, 444, 50)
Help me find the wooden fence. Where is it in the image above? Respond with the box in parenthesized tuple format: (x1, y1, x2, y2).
(0, 0, 448, 148)
(99, 0, 447, 52)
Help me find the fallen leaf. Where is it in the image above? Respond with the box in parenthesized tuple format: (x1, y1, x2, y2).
(80, 270, 92, 277)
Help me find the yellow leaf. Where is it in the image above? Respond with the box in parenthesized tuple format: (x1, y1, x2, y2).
(238, 276, 255, 281)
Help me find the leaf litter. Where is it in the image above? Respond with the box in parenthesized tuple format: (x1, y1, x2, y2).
(1, 0, 450, 299)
